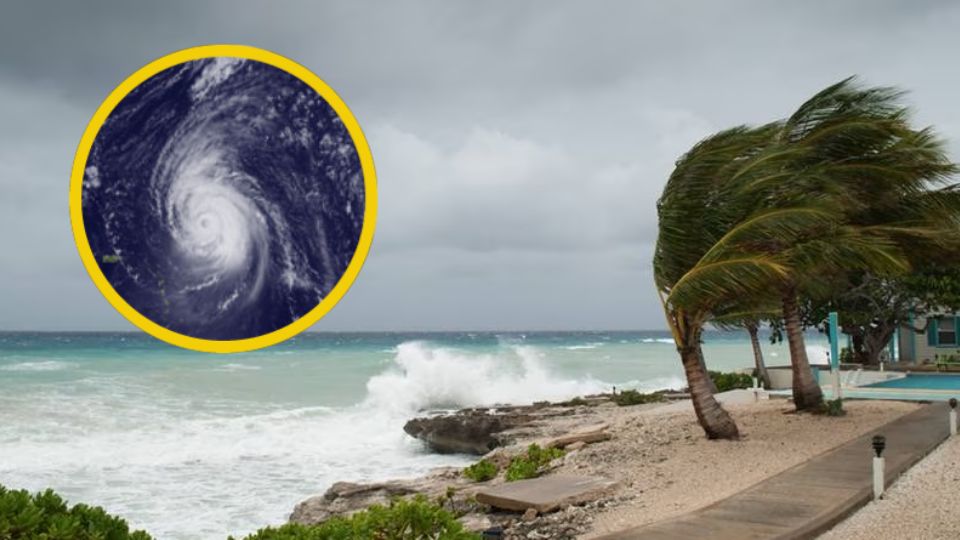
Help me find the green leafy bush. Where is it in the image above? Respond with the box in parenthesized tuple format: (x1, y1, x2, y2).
(818, 398, 846, 417)
(505, 444, 565, 482)
(0, 484, 152, 540)
(709, 371, 754, 393)
(612, 389, 664, 407)
(233, 495, 478, 540)
(462, 459, 498, 482)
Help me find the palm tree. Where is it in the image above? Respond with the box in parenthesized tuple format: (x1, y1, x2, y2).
(655, 124, 800, 439)
(656, 78, 956, 435)
(740, 79, 957, 409)
(745, 320, 770, 389)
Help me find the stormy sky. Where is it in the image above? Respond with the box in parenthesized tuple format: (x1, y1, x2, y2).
(1, 1, 959, 332)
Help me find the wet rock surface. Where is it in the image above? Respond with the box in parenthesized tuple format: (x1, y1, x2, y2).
(402, 409, 536, 454)
(402, 398, 611, 455)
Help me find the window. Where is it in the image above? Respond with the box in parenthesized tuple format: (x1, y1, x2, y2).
(938, 317, 957, 346)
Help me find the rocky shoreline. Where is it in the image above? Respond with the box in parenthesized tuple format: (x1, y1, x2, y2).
(291, 394, 645, 538)
(288, 394, 920, 539)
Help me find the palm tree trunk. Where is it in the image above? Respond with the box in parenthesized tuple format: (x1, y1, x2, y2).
(698, 347, 719, 393)
(680, 344, 740, 440)
(746, 322, 771, 389)
(781, 284, 823, 411)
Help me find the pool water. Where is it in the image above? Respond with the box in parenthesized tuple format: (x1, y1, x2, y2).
(865, 374, 960, 390)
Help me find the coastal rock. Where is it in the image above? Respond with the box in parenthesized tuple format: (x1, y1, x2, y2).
(290, 479, 423, 524)
(403, 409, 536, 454)
(290, 467, 478, 525)
(403, 399, 616, 455)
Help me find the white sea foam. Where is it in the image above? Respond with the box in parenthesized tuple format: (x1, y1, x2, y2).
(218, 363, 262, 371)
(617, 376, 687, 392)
(0, 360, 74, 372)
(641, 338, 676, 344)
(364, 342, 609, 414)
(564, 342, 604, 350)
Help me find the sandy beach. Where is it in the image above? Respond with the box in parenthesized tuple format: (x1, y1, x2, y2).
(559, 397, 920, 537)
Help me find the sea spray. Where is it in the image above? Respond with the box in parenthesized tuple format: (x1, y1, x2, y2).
(363, 341, 610, 413)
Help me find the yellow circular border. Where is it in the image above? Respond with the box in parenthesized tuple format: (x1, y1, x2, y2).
(69, 45, 377, 354)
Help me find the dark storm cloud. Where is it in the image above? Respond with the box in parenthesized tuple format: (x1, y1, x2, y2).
(1, 1, 959, 331)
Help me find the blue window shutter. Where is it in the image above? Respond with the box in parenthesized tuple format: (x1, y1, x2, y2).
(928, 318, 938, 346)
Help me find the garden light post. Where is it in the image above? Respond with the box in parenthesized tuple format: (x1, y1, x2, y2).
(872, 435, 885, 500)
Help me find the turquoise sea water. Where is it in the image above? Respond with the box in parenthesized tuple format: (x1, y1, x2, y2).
(0, 331, 827, 539)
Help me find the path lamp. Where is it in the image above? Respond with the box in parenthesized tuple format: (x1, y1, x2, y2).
(950, 398, 958, 436)
(872, 435, 885, 500)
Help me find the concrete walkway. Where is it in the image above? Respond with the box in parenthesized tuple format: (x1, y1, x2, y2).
(595, 402, 951, 540)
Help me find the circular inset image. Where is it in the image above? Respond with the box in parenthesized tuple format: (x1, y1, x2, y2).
(70, 45, 376, 353)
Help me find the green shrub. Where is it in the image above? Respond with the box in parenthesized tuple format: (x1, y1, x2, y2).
(818, 398, 846, 417)
(505, 444, 565, 482)
(558, 396, 589, 407)
(709, 371, 754, 393)
(612, 389, 663, 406)
(839, 347, 854, 364)
(0, 484, 152, 540)
(462, 459, 498, 482)
(233, 495, 478, 540)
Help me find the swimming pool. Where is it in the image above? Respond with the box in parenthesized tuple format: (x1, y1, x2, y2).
(865, 374, 960, 390)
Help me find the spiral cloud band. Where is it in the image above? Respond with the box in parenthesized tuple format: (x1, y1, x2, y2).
(81, 57, 365, 340)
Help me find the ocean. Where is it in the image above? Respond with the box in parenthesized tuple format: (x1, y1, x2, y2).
(0, 331, 828, 539)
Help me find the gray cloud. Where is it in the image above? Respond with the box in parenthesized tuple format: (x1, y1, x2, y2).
(1, 1, 959, 331)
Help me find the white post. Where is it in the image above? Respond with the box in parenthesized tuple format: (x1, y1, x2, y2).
(873, 456, 884, 500)
(833, 369, 843, 400)
(871, 435, 886, 501)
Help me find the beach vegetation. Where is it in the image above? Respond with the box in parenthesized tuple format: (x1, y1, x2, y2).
(558, 396, 590, 407)
(611, 389, 663, 406)
(708, 371, 754, 393)
(233, 495, 478, 540)
(505, 444, 564, 482)
(818, 398, 846, 417)
(0, 484, 152, 540)
(462, 459, 498, 482)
